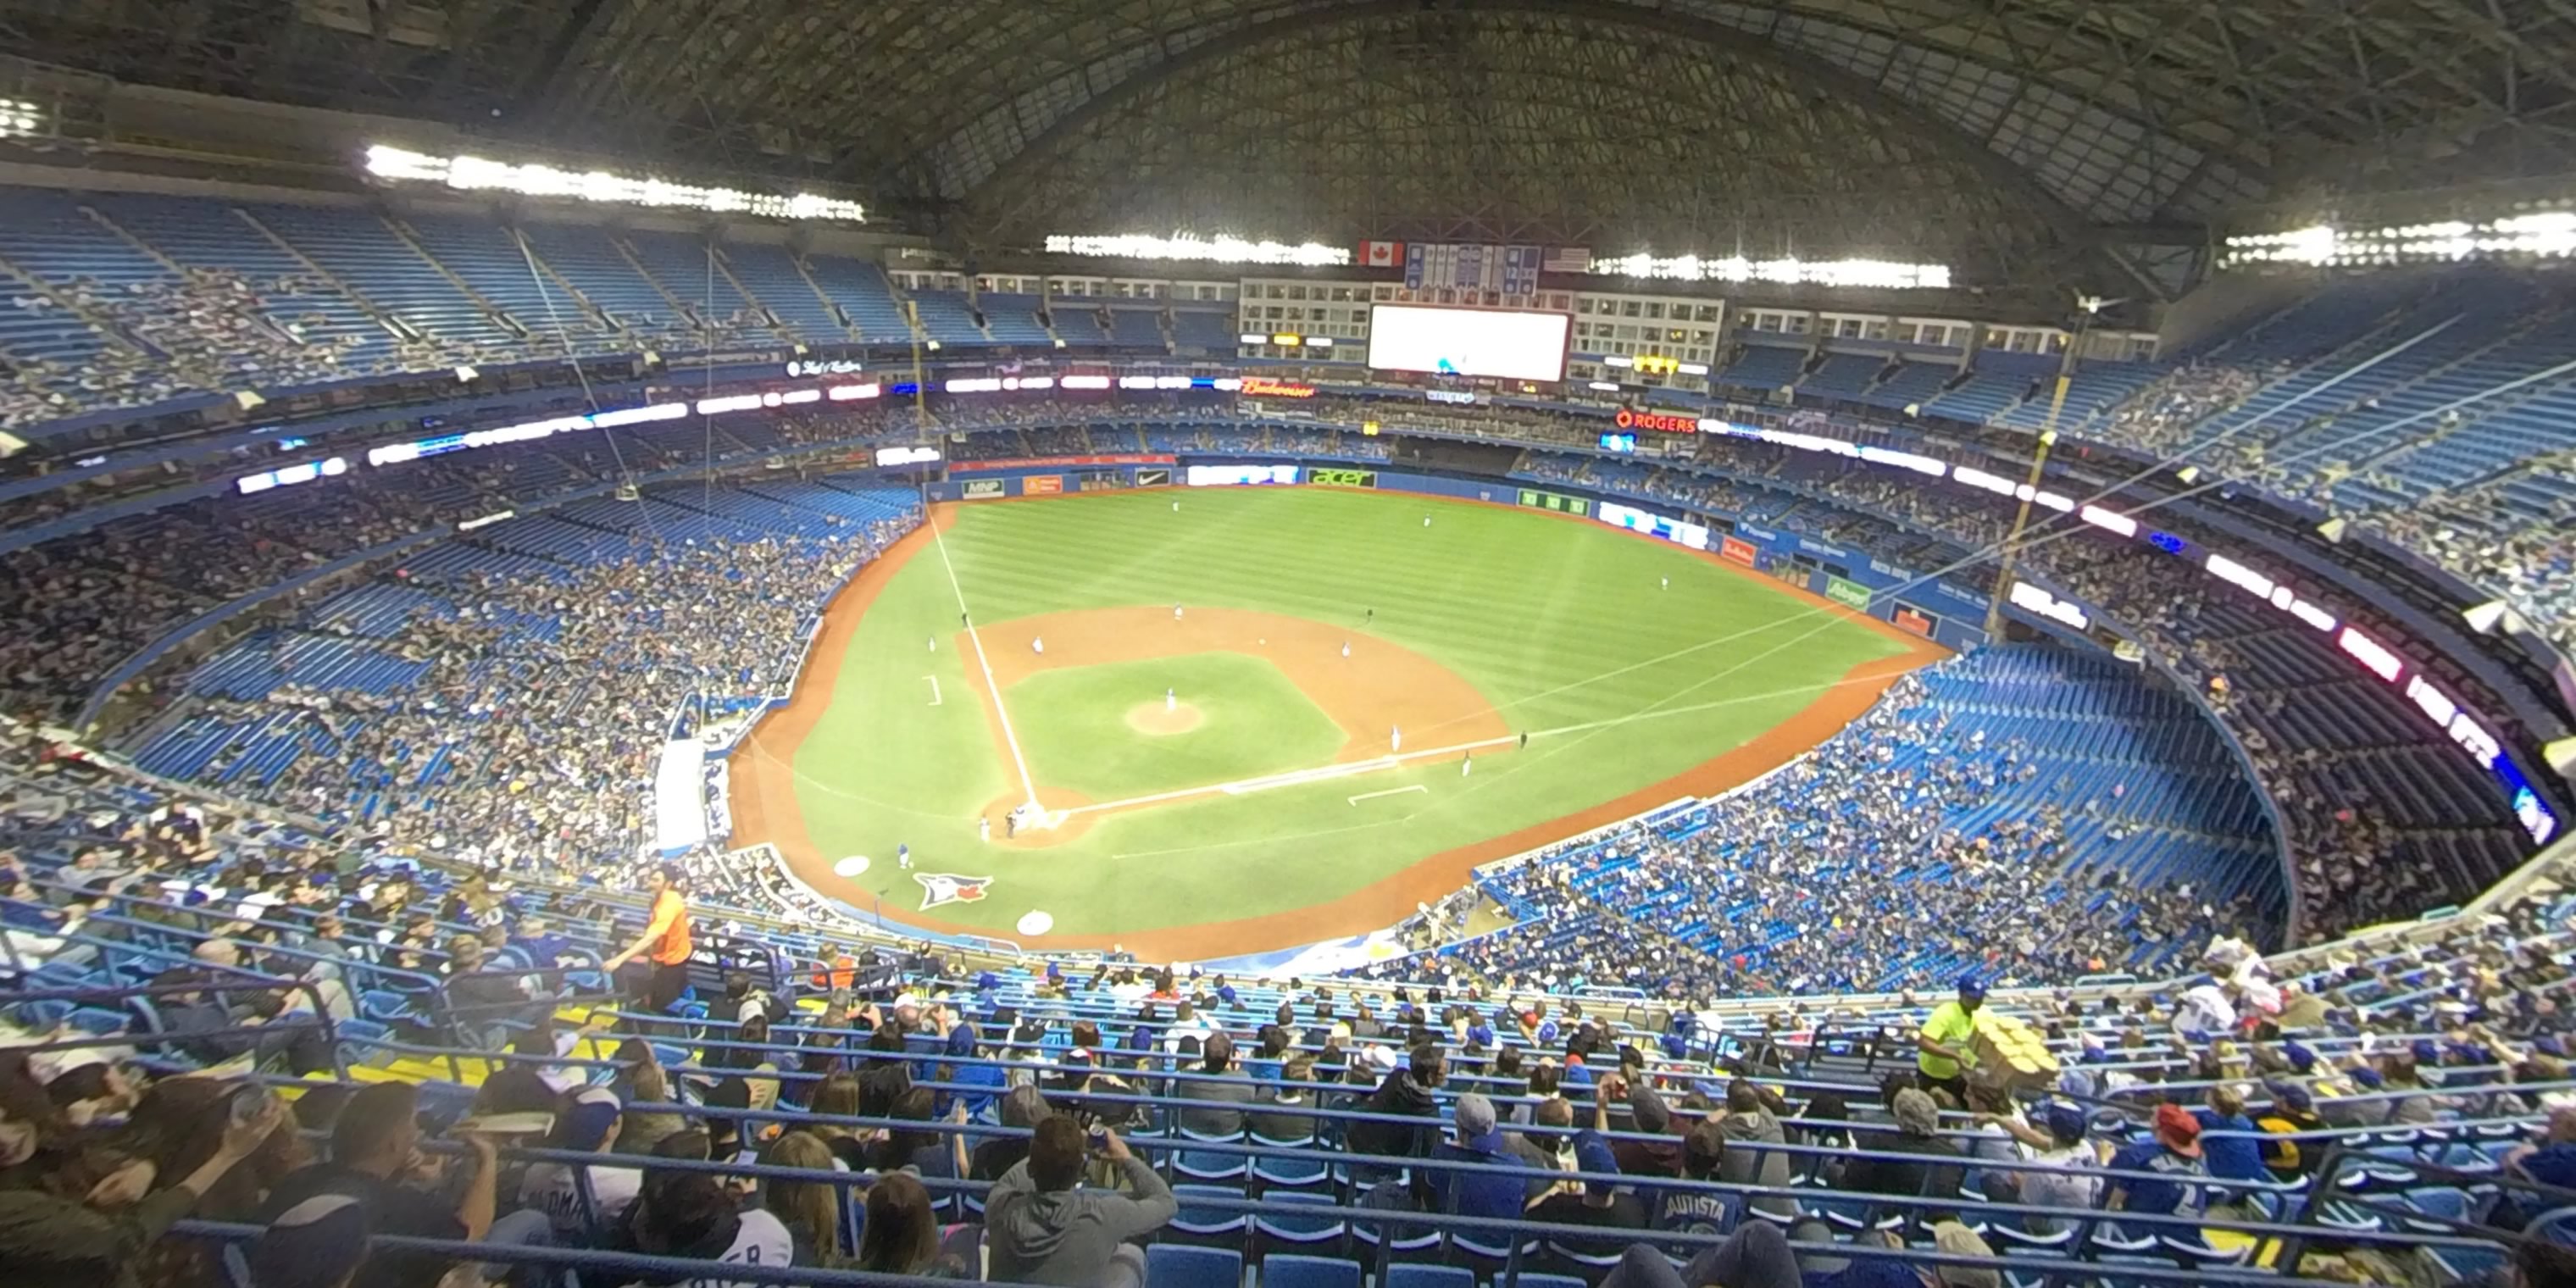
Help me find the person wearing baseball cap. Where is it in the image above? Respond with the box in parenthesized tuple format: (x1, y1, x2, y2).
(519, 1087, 637, 1235)
(2105, 1103, 2209, 1224)
(1916, 977, 1987, 1102)
(2256, 1082, 2326, 1181)
(2013, 1104, 2107, 1235)
(1423, 1092, 1524, 1219)
(1527, 1131, 1650, 1260)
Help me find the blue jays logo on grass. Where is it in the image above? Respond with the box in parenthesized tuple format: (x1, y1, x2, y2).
(914, 872, 992, 910)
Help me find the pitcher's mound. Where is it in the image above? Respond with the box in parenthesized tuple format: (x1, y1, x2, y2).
(1126, 702, 1205, 736)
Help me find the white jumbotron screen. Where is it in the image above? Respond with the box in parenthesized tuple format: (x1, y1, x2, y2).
(1367, 304, 1571, 382)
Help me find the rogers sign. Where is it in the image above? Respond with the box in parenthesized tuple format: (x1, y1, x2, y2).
(1614, 407, 1702, 434)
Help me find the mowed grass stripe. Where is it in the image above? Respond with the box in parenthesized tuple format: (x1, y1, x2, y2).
(945, 492, 1787, 712)
(782, 487, 1913, 938)
(948, 490, 1878, 746)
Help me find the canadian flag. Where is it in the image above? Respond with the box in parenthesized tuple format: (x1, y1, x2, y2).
(1359, 240, 1405, 267)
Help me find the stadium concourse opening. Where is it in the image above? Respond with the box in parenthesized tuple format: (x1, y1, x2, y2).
(726, 491, 1946, 960)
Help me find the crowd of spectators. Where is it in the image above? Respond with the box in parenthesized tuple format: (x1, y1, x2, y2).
(7, 705, 2576, 1287)
(1, 488, 446, 724)
(2357, 455, 2576, 654)
(0, 379, 2556, 991)
(1359, 667, 2254, 999)
(2086, 361, 2271, 456)
(1, 268, 505, 431)
(173, 513, 913, 887)
(1498, 422, 2540, 947)
(2046, 358, 2576, 656)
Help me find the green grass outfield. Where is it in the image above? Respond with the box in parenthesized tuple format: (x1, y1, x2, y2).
(780, 486, 1914, 940)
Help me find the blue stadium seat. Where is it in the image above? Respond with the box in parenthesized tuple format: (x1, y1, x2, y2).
(1148, 1243, 1243, 1288)
(1258, 1253, 1359, 1288)
(1383, 1266, 1476, 1288)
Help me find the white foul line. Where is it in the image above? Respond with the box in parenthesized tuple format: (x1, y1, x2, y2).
(930, 511, 1038, 809)
(1063, 735, 1516, 818)
(1349, 785, 1429, 805)
(923, 675, 943, 706)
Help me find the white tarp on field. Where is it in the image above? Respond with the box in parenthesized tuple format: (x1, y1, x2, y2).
(653, 739, 708, 855)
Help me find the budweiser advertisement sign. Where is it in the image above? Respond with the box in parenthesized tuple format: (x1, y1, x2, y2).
(1239, 377, 1319, 398)
(1613, 407, 1701, 434)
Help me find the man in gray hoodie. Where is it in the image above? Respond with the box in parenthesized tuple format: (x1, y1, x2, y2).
(1717, 1080, 1799, 1218)
(987, 1119, 1177, 1286)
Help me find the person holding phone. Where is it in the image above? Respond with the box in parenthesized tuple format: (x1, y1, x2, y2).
(986, 1120, 1176, 1286)
(256, 1081, 505, 1288)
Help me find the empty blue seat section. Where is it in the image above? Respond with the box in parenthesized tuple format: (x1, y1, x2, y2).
(1171, 308, 1234, 352)
(1048, 297, 1113, 343)
(908, 289, 990, 346)
(1715, 339, 1805, 392)
(517, 221, 698, 351)
(977, 292, 1053, 343)
(1111, 308, 1168, 347)
(1857, 358, 1954, 411)
(247, 203, 518, 350)
(396, 214, 603, 351)
(1924, 350, 2050, 421)
(619, 230, 784, 347)
(802, 255, 913, 342)
(1796, 352, 1883, 400)
(720, 242, 850, 341)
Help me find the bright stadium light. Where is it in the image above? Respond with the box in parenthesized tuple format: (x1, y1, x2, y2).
(0, 98, 42, 140)
(1589, 252, 1951, 290)
(1044, 233, 1351, 267)
(2223, 209, 2576, 269)
(363, 144, 864, 223)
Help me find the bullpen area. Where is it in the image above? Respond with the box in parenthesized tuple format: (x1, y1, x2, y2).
(728, 486, 1945, 958)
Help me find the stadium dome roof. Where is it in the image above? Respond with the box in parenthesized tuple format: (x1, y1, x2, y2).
(9, 0, 2568, 290)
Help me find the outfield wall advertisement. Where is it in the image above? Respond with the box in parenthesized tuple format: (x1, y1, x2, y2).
(1514, 487, 1591, 517)
(952, 453, 1174, 473)
(1822, 575, 1873, 611)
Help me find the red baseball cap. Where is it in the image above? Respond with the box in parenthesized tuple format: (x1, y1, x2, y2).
(2151, 1102, 2203, 1158)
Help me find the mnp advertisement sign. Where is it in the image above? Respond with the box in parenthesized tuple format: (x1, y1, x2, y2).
(1823, 575, 1873, 611)
(962, 479, 1006, 499)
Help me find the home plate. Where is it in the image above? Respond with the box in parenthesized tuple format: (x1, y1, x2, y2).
(1347, 785, 1429, 806)
(834, 856, 871, 877)
(1017, 910, 1055, 935)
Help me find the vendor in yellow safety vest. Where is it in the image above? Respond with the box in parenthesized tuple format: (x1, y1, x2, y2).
(1916, 975, 1987, 1101)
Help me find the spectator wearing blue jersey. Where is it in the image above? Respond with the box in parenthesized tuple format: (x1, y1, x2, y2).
(2105, 1103, 2208, 1224)
(2192, 1084, 2267, 1185)
(1423, 1093, 1524, 1219)
(935, 1020, 1007, 1122)
(1652, 1119, 1734, 1235)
